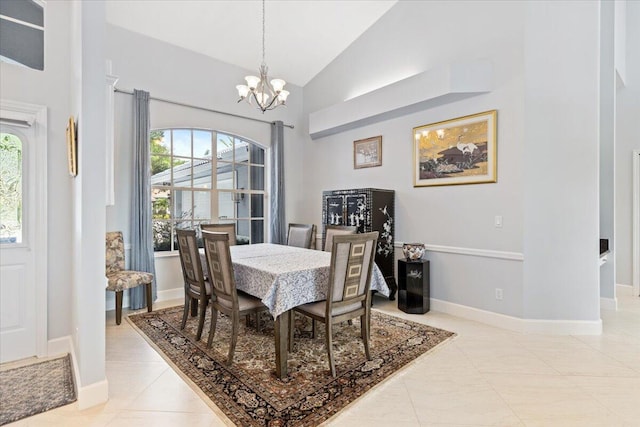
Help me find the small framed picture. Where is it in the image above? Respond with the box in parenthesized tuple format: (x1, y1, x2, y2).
(66, 116, 77, 177)
(353, 135, 382, 169)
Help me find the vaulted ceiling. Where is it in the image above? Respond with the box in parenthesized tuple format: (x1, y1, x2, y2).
(105, 0, 397, 87)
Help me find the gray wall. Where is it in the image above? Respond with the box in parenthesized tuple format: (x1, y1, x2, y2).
(616, 1, 640, 287)
(302, 1, 606, 322)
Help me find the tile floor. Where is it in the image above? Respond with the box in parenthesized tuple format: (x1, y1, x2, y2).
(7, 285, 640, 426)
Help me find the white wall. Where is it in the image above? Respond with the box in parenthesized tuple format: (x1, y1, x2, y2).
(105, 25, 306, 303)
(303, 1, 604, 324)
(616, 1, 640, 287)
(0, 1, 72, 342)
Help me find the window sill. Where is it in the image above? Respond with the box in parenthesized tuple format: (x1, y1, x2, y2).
(154, 251, 179, 259)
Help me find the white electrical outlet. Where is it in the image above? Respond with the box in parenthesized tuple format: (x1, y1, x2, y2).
(495, 288, 503, 300)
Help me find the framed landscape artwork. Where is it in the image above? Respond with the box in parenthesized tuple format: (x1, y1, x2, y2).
(354, 135, 382, 169)
(413, 110, 497, 187)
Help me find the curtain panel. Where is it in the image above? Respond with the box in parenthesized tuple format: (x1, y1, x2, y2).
(270, 121, 286, 244)
(129, 89, 157, 309)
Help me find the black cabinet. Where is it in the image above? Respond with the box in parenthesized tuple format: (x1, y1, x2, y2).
(322, 188, 396, 298)
(398, 259, 430, 314)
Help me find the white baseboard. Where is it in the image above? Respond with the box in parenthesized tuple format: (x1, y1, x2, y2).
(600, 297, 618, 311)
(106, 287, 184, 311)
(431, 298, 603, 335)
(157, 287, 183, 302)
(48, 335, 109, 409)
(77, 379, 109, 410)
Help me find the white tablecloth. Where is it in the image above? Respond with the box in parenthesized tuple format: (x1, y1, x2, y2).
(202, 243, 390, 318)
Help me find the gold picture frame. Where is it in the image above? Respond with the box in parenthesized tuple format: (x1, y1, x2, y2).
(66, 116, 77, 177)
(354, 135, 382, 169)
(413, 110, 497, 187)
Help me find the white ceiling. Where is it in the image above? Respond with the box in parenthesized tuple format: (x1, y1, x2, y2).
(105, 0, 397, 87)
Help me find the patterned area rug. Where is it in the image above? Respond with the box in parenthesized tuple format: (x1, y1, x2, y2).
(129, 306, 455, 426)
(0, 354, 76, 425)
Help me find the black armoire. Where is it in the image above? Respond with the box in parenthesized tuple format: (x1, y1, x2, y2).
(322, 188, 397, 299)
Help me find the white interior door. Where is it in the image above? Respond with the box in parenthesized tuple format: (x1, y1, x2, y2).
(0, 124, 38, 363)
(0, 101, 47, 364)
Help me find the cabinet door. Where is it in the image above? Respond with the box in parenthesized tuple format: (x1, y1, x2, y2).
(345, 194, 367, 232)
(325, 196, 345, 225)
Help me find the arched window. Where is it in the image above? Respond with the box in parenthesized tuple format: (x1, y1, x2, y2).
(150, 129, 266, 252)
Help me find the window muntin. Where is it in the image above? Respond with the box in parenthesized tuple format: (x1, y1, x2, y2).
(151, 129, 266, 251)
(0, 132, 23, 244)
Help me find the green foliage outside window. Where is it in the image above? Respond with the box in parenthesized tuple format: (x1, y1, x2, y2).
(0, 133, 22, 242)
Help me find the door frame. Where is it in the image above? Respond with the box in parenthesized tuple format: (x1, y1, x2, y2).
(0, 99, 48, 358)
(633, 149, 639, 297)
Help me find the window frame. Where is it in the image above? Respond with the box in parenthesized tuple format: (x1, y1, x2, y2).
(150, 128, 268, 254)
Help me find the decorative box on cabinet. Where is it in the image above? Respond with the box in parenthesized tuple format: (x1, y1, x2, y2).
(398, 259, 430, 314)
(322, 188, 397, 299)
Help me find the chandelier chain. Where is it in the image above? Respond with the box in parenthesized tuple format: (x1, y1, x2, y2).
(261, 0, 266, 66)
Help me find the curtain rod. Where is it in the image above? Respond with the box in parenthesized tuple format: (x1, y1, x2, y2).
(114, 88, 294, 129)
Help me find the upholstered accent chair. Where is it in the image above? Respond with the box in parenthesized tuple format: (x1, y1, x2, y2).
(176, 228, 211, 340)
(200, 223, 237, 246)
(323, 225, 357, 251)
(286, 223, 316, 249)
(201, 230, 269, 365)
(105, 231, 153, 325)
(290, 231, 379, 377)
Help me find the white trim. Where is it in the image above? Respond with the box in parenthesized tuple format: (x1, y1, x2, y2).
(1, 100, 48, 359)
(633, 149, 639, 297)
(600, 297, 618, 311)
(105, 62, 118, 206)
(431, 298, 602, 335)
(0, 15, 44, 31)
(157, 287, 183, 302)
(47, 335, 108, 409)
(106, 286, 183, 311)
(47, 336, 72, 357)
(394, 241, 524, 261)
(77, 379, 109, 410)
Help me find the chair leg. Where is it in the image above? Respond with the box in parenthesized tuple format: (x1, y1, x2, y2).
(326, 321, 336, 377)
(207, 307, 219, 348)
(312, 319, 317, 339)
(362, 314, 371, 360)
(145, 283, 153, 313)
(196, 297, 207, 340)
(288, 312, 295, 352)
(115, 291, 123, 325)
(227, 313, 239, 366)
(180, 294, 190, 330)
(191, 298, 198, 317)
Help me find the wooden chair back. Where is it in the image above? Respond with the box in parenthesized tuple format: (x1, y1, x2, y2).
(200, 223, 237, 246)
(323, 225, 357, 252)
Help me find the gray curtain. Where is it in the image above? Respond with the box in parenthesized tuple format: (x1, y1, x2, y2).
(270, 121, 286, 243)
(129, 89, 157, 309)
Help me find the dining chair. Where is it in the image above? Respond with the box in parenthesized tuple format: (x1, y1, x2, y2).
(200, 223, 237, 246)
(323, 225, 357, 251)
(201, 230, 269, 366)
(176, 228, 211, 340)
(290, 231, 379, 377)
(105, 231, 153, 325)
(286, 223, 316, 249)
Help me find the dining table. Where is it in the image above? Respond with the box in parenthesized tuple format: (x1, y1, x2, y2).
(201, 243, 390, 378)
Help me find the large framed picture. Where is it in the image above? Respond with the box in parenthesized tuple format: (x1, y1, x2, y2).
(413, 110, 497, 187)
(354, 135, 382, 169)
(66, 116, 77, 177)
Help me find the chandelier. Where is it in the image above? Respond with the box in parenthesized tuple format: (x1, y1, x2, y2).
(236, 0, 289, 113)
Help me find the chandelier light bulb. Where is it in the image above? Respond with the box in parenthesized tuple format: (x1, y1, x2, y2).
(236, 85, 250, 99)
(270, 79, 286, 93)
(277, 90, 289, 102)
(245, 76, 260, 90)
